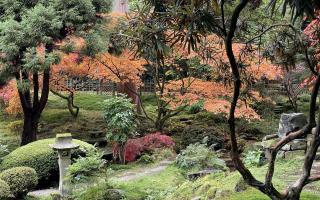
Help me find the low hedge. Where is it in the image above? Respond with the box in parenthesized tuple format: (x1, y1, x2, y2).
(0, 179, 11, 200)
(0, 138, 93, 181)
(0, 167, 37, 198)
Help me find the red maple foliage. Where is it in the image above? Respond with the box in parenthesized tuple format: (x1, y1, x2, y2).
(301, 16, 320, 88)
(141, 132, 175, 150)
(113, 132, 175, 162)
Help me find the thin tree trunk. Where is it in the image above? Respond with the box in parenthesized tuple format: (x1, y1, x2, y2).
(50, 89, 79, 118)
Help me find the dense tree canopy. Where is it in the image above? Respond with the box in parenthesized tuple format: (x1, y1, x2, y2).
(0, 0, 112, 145)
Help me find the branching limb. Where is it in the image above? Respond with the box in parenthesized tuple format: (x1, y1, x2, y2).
(50, 89, 80, 118)
(246, 24, 297, 44)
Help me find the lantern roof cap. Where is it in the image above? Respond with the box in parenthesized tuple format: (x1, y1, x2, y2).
(50, 133, 79, 150)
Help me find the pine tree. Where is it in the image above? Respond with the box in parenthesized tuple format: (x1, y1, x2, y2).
(0, 0, 112, 145)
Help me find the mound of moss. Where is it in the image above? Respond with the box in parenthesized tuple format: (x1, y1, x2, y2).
(0, 138, 93, 181)
(0, 179, 11, 200)
(0, 167, 37, 198)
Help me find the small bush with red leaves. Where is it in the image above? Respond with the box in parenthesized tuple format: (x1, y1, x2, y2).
(113, 132, 175, 162)
(142, 132, 175, 150)
(122, 138, 145, 163)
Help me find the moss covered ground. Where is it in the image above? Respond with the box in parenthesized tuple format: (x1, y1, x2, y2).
(1, 93, 319, 199)
(108, 157, 320, 200)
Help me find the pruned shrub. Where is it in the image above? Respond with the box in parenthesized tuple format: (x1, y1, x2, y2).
(113, 132, 175, 162)
(0, 167, 37, 198)
(68, 148, 106, 183)
(176, 143, 226, 171)
(120, 138, 144, 162)
(1, 138, 93, 181)
(0, 179, 11, 200)
(142, 132, 175, 150)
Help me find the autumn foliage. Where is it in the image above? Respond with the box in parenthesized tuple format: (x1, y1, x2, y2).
(165, 35, 281, 119)
(0, 13, 281, 121)
(301, 16, 320, 87)
(113, 132, 175, 162)
(0, 80, 22, 117)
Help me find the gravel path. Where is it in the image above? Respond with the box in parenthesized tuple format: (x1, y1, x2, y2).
(114, 160, 174, 182)
(27, 160, 173, 198)
(27, 188, 58, 198)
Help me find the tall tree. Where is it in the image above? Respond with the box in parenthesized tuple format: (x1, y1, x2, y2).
(212, 1, 320, 199)
(0, 0, 112, 145)
(135, 0, 320, 199)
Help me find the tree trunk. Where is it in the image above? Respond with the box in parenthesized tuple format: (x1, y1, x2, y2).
(51, 89, 79, 118)
(67, 94, 79, 118)
(155, 119, 164, 132)
(285, 190, 301, 200)
(18, 68, 50, 146)
(21, 113, 39, 145)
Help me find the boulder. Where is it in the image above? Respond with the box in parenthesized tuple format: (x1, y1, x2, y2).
(280, 139, 306, 151)
(278, 113, 307, 138)
(290, 139, 307, 150)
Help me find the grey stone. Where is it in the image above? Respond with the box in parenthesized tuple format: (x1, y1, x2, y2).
(263, 134, 278, 141)
(27, 189, 59, 199)
(290, 139, 307, 150)
(281, 139, 307, 151)
(278, 113, 307, 138)
(282, 144, 291, 151)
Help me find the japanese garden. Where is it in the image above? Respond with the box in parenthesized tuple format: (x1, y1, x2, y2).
(1, 0, 320, 200)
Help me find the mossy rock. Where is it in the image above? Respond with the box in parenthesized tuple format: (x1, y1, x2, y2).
(0, 167, 37, 198)
(0, 138, 93, 182)
(0, 179, 11, 200)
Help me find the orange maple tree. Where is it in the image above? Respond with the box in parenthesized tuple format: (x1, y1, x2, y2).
(164, 35, 281, 119)
(0, 80, 22, 117)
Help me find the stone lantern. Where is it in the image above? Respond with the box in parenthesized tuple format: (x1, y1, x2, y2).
(50, 133, 79, 197)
